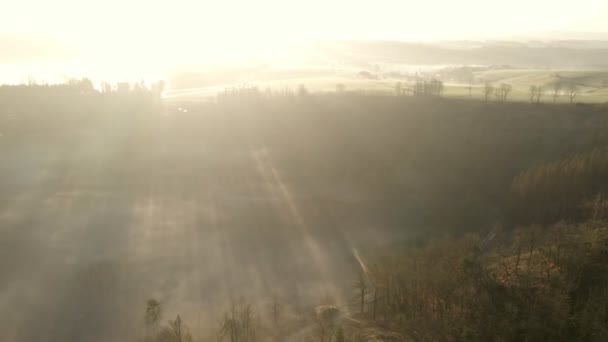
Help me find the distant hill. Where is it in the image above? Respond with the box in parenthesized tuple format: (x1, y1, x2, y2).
(166, 40, 608, 91)
(505, 30, 608, 42)
(309, 40, 608, 67)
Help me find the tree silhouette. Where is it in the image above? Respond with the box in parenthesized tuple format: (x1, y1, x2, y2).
(567, 83, 578, 103)
(413, 79, 444, 97)
(157, 315, 193, 342)
(484, 82, 494, 101)
(145, 299, 162, 338)
(529, 85, 537, 104)
(536, 86, 543, 104)
(498, 83, 512, 101)
(553, 82, 562, 103)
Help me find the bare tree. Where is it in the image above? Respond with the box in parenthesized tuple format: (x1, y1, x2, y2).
(270, 294, 283, 328)
(567, 83, 578, 104)
(145, 299, 162, 339)
(467, 75, 474, 98)
(413, 79, 444, 97)
(529, 85, 544, 104)
(484, 82, 494, 101)
(433, 79, 445, 97)
(217, 302, 257, 342)
(536, 86, 543, 104)
(355, 269, 369, 314)
(529, 85, 537, 104)
(499, 83, 512, 101)
(553, 82, 562, 103)
(494, 86, 502, 100)
(158, 315, 194, 342)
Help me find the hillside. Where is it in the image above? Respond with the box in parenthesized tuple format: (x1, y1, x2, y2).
(3, 85, 608, 341)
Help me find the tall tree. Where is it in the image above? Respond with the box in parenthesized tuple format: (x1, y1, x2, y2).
(499, 83, 512, 101)
(536, 86, 544, 104)
(553, 82, 562, 103)
(567, 83, 578, 104)
(529, 85, 538, 104)
(484, 82, 494, 101)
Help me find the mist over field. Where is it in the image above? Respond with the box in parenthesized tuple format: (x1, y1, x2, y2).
(3, 1, 608, 341)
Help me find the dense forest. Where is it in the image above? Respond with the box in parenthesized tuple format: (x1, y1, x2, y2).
(2, 83, 608, 341)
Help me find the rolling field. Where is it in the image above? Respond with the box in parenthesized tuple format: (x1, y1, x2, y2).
(164, 68, 608, 103)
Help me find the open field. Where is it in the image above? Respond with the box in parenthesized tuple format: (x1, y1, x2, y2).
(164, 68, 608, 103)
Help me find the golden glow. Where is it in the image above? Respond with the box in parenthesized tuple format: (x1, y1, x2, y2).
(2, 0, 608, 82)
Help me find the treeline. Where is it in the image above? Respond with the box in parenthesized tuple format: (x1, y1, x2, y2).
(529, 81, 580, 104)
(354, 217, 608, 341)
(0, 78, 165, 101)
(511, 149, 608, 224)
(0, 79, 164, 141)
(0, 79, 164, 115)
(138, 297, 372, 342)
(345, 133, 608, 340)
(168, 90, 608, 234)
(411, 79, 444, 97)
(136, 218, 608, 341)
(4, 82, 608, 234)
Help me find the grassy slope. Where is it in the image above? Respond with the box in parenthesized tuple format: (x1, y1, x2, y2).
(472, 69, 608, 102)
(166, 69, 608, 103)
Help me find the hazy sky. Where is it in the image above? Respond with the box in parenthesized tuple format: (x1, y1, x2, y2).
(3, 0, 608, 44)
(1, 0, 607, 82)
(0, 0, 608, 55)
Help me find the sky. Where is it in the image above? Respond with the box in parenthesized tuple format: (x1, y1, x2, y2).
(2, 0, 607, 41)
(1, 0, 608, 82)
